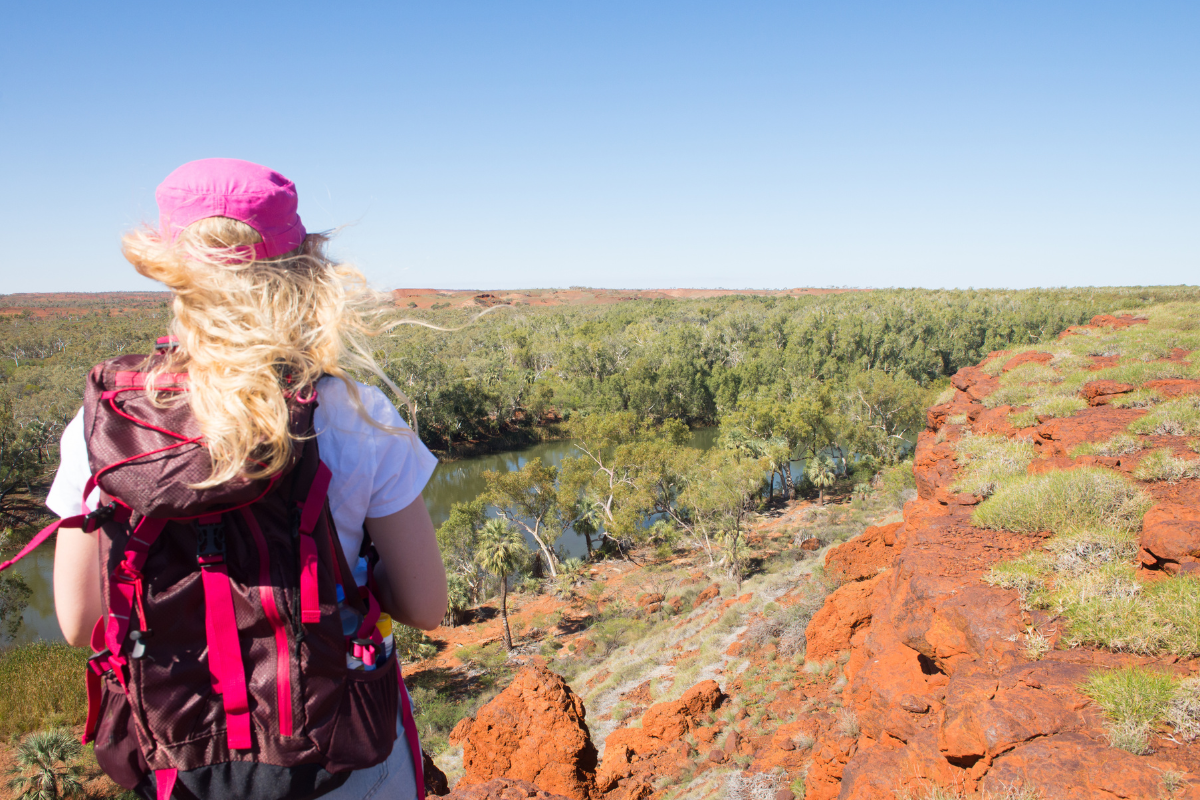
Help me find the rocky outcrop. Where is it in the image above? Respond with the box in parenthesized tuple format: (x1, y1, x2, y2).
(597, 680, 727, 795)
(805, 314, 1200, 799)
(450, 665, 599, 800)
(443, 779, 575, 800)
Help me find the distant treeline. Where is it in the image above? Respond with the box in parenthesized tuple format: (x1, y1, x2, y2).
(1, 286, 1196, 528)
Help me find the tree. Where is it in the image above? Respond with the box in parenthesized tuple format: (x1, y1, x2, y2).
(5, 728, 85, 800)
(483, 459, 564, 577)
(435, 499, 488, 606)
(675, 448, 767, 584)
(807, 454, 837, 505)
(474, 519, 528, 650)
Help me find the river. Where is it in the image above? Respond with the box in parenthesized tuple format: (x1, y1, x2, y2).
(4, 429, 739, 646)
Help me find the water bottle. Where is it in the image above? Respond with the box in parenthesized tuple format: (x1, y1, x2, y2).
(336, 585, 363, 638)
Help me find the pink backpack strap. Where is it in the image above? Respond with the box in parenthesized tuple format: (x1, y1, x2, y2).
(155, 768, 178, 800)
(296, 461, 334, 623)
(196, 513, 253, 750)
(398, 671, 426, 800)
(104, 516, 167, 666)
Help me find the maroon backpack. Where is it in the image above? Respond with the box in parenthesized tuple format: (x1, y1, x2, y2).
(2, 353, 426, 800)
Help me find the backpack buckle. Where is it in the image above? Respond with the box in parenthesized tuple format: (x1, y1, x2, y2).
(195, 519, 227, 566)
(87, 649, 114, 677)
(81, 503, 116, 533)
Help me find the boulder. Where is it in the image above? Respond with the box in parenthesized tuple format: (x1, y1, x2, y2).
(804, 574, 881, 662)
(599, 681, 725, 781)
(695, 584, 720, 606)
(1002, 351, 1053, 372)
(443, 779, 574, 800)
(449, 665, 598, 800)
(1081, 379, 1134, 406)
(1140, 502, 1200, 572)
(825, 522, 901, 582)
(981, 733, 1200, 799)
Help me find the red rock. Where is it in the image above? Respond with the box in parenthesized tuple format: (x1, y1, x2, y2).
(951, 366, 1000, 402)
(1002, 351, 1053, 372)
(449, 665, 598, 800)
(443, 779, 574, 800)
(695, 584, 720, 605)
(1140, 502, 1200, 572)
(1034, 406, 1143, 457)
(774, 790, 795, 800)
(1081, 379, 1134, 406)
(972, 406, 1016, 437)
(805, 574, 880, 662)
(723, 730, 740, 754)
(800, 537, 820, 551)
(637, 593, 664, 607)
(1144, 378, 1200, 400)
(707, 749, 724, 763)
(981, 732, 1194, 798)
(825, 522, 901, 582)
(599, 680, 726, 784)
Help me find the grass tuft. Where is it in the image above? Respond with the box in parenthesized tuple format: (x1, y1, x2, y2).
(1130, 396, 1200, 437)
(1083, 666, 1178, 754)
(972, 467, 1151, 535)
(1132, 449, 1200, 483)
(952, 434, 1036, 497)
(1070, 433, 1145, 458)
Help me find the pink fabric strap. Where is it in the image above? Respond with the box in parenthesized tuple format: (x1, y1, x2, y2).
(398, 672, 426, 800)
(200, 559, 252, 750)
(298, 461, 332, 535)
(241, 508, 294, 737)
(297, 460, 333, 624)
(82, 618, 109, 745)
(0, 517, 77, 572)
(298, 535, 320, 624)
(103, 516, 167, 659)
(155, 768, 178, 800)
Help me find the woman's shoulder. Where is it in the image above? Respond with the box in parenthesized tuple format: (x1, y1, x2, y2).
(313, 376, 411, 434)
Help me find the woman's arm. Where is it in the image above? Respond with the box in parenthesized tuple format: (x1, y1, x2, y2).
(53, 527, 103, 647)
(364, 495, 447, 631)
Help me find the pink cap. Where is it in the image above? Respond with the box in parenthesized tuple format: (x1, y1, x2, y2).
(156, 158, 307, 259)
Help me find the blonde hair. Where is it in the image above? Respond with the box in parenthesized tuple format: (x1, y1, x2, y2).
(122, 217, 415, 488)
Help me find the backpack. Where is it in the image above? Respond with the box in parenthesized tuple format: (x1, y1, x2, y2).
(1, 352, 427, 800)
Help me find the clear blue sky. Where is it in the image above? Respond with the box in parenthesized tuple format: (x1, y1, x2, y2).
(2, 2, 1196, 292)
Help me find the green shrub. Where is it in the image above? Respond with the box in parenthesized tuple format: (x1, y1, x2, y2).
(952, 433, 1036, 497)
(1129, 395, 1200, 437)
(1070, 433, 1144, 458)
(876, 461, 916, 508)
(0, 643, 90, 739)
(1083, 666, 1178, 754)
(972, 467, 1151, 535)
(1132, 448, 1200, 483)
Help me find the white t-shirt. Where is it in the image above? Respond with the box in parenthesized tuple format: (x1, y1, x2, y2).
(47, 376, 439, 567)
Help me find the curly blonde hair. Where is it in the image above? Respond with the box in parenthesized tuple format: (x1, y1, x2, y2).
(122, 217, 414, 488)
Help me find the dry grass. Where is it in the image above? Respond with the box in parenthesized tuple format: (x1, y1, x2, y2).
(952, 434, 1036, 497)
(1082, 666, 1178, 754)
(1132, 448, 1200, 483)
(1070, 433, 1145, 458)
(972, 467, 1151, 536)
(1130, 395, 1200, 437)
(0, 643, 91, 740)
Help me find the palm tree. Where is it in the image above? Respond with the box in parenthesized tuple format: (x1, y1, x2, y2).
(475, 519, 528, 650)
(807, 454, 837, 505)
(444, 572, 471, 627)
(5, 728, 85, 800)
(573, 496, 606, 559)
